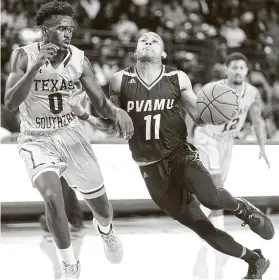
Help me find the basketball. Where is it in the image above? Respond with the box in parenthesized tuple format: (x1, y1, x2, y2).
(196, 83, 239, 125)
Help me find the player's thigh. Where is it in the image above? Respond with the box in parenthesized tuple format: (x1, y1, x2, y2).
(158, 182, 216, 238)
(55, 124, 105, 199)
(18, 134, 66, 186)
(193, 128, 221, 176)
(175, 143, 221, 208)
(139, 159, 173, 209)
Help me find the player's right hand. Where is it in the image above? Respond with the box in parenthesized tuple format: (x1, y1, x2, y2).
(115, 109, 134, 140)
(34, 43, 59, 68)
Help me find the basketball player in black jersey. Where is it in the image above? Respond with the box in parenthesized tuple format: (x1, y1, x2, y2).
(69, 32, 273, 279)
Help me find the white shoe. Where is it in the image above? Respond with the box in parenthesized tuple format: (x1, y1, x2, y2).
(61, 261, 80, 279)
(93, 218, 123, 264)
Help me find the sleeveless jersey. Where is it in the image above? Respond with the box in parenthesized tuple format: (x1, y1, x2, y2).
(200, 79, 258, 137)
(19, 42, 84, 132)
(120, 65, 187, 163)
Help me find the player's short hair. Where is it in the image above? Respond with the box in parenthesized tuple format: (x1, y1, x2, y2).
(35, 0, 75, 26)
(225, 52, 248, 66)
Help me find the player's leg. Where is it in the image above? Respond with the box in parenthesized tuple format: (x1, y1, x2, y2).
(139, 159, 270, 279)
(18, 135, 80, 278)
(193, 127, 224, 228)
(179, 142, 274, 240)
(177, 196, 270, 279)
(38, 177, 84, 233)
(59, 123, 122, 263)
(60, 177, 84, 231)
(192, 129, 227, 279)
(209, 135, 234, 230)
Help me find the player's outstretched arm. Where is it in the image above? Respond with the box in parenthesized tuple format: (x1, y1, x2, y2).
(68, 89, 120, 137)
(5, 44, 59, 111)
(177, 70, 205, 126)
(80, 58, 133, 139)
(249, 91, 270, 168)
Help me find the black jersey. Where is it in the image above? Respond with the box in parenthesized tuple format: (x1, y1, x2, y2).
(120, 65, 187, 162)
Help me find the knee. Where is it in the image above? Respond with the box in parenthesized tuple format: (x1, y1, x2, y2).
(35, 172, 63, 212)
(43, 189, 64, 212)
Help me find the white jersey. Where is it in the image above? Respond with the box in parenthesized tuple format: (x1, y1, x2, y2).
(200, 79, 259, 137)
(19, 42, 84, 132)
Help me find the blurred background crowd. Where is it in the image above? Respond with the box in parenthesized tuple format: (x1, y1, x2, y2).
(1, 0, 279, 141)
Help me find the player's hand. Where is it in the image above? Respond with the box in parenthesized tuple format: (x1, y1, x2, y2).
(68, 85, 87, 116)
(34, 43, 59, 68)
(259, 149, 270, 169)
(115, 109, 134, 140)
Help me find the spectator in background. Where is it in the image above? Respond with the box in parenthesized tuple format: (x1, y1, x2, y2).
(220, 17, 246, 48)
(113, 13, 138, 44)
(163, 0, 187, 29)
(79, 0, 100, 20)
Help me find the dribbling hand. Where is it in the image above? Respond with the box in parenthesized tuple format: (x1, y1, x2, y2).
(115, 109, 134, 140)
(34, 43, 59, 68)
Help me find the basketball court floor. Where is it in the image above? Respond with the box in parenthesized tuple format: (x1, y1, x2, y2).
(1, 215, 279, 280)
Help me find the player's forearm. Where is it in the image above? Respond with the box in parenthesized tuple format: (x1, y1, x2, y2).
(253, 118, 266, 151)
(5, 64, 40, 111)
(95, 98, 120, 120)
(81, 114, 119, 137)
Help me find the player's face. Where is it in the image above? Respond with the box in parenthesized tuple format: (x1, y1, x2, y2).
(136, 33, 164, 60)
(227, 60, 248, 85)
(45, 15, 74, 51)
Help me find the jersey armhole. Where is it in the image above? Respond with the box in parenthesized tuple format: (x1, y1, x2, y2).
(18, 47, 30, 72)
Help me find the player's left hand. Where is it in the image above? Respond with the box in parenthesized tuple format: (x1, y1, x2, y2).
(259, 149, 270, 169)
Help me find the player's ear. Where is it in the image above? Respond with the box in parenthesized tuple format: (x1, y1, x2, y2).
(161, 51, 167, 59)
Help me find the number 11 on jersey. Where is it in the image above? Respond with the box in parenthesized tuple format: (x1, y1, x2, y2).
(144, 114, 161, 140)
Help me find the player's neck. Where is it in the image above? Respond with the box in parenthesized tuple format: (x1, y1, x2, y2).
(226, 79, 244, 92)
(136, 60, 162, 76)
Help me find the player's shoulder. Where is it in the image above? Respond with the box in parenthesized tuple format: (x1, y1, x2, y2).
(69, 44, 84, 56)
(110, 69, 126, 92)
(245, 81, 259, 94)
(10, 45, 30, 70)
(164, 65, 178, 76)
(21, 42, 40, 53)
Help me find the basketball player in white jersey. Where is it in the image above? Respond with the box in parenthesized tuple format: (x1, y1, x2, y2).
(5, 1, 133, 278)
(194, 52, 270, 228)
(193, 52, 270, 279)
(68, 33, 273, 279)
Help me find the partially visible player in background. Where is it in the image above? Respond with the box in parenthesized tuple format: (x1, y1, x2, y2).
(68, 33, 273, 280)
(193, 52, 270, 230)
(4, 1, 133, 278)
